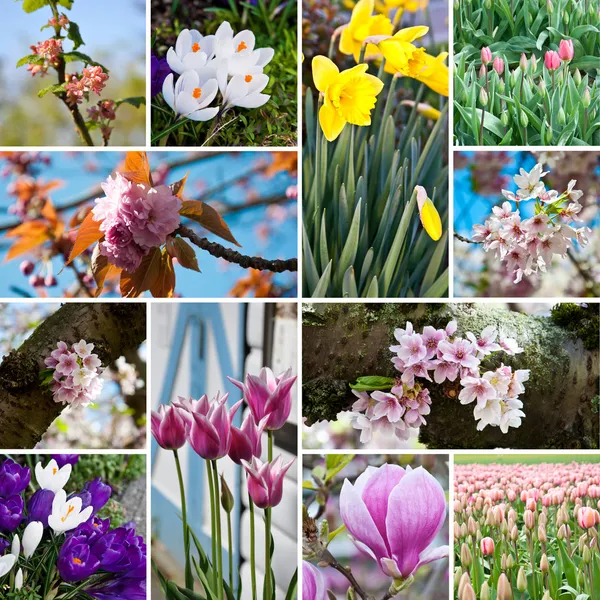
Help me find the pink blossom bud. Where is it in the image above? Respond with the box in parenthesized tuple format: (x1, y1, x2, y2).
(493, 56, 504, 74)
(20, 260, 34, 276)
(544, 50, 561, 71)
(558, 39, 574, 60)
(29, 274, 44, 287)
(480, 537, 495, 555)
(481, 46, 492, 65)
(44, 275, 57, 288)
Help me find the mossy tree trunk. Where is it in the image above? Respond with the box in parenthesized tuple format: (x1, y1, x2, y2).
(302, 303, 599, 449)
(0, 303, 147, 448)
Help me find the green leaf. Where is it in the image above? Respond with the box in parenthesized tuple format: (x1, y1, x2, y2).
(22, 0, 49, 12)
(350, 375, 395, 392)
(67, 21, 84, 49)
(324, 454, 355, 481)
(16, 54, 44, 67)
(284, 569, 298, 600)
(115, 96, 146, 109)
(62, 51, 108, 71)
(312, 260, 332, 298)
(38, 83, 66, 98)
(58, 0, 74, 7)
(328, 523, 347, 542)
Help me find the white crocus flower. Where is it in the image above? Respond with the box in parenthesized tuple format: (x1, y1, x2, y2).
(162, 71, 219, 121)
(23, 522, 43, 559)
(11, 534, 19, 558)
(48, 490, 93, 534)
(35, 459, 71, 493)
(15, 568, 23, 590)
(219, 69, 270, 110)
(166, 29, 215, 74)
(513, 163, 548, 200)
(0, 555, 16, 578)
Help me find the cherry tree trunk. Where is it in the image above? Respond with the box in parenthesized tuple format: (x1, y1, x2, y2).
(302, 303, 599, 449)
(0, 303, 147, 448)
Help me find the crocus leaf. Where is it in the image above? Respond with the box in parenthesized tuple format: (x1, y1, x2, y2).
(180, 200, 241, 247)
(120, 247, 162, 297)
(166, 237, 200, 272)
(66, 211, 103, 264)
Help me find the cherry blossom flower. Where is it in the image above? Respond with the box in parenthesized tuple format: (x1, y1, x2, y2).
(513, 163, 548, 200)
(459, 377, 497, 407)
(466, 325, 501, 356)
(394, 333, 428, 366)
(370, 391, 405, 423)
(438, 339, 479, 370)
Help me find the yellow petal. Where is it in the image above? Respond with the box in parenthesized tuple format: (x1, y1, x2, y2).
(392, 25, 429, 42)
(319, 102, 346, 142)
(312, 56, 340, 93)
(351, 0, 376, 24)
(339, 28, 356, 56)
(379, 39, 418, 71)
(416, 187, 442, 241)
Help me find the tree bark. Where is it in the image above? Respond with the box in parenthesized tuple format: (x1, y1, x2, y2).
(302, 303, 599, 449)
(0, 303, 147, 448)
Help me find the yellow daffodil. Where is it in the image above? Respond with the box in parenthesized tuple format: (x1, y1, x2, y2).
(339, 0, 393, 62)
(312, 55, 384, 142)
(375, 27, 449, 96)
(400, 100, 441, 120)
(345, 0, 428, 16)
(415, 185, 442, 241)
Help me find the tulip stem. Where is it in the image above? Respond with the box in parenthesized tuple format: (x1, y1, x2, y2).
(211, 461, 224, 600)
(207, 460, 218, 591)
(174, 450, 194, 590)
(265, 507, 273, 599)
(268, 431, 273, 462)
(226, 505, 233, 592)
(249, 497, 258, 600)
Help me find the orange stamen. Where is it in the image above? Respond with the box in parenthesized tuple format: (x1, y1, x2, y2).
(192, 42, 201, 52)
(245, 74, 253, 83)
(73, 557, 83, 565)
(61, 504, 75, 522)
(237, 41, 247, 52)
(53, 468, 58, 475)
(192, 88, 202, 99)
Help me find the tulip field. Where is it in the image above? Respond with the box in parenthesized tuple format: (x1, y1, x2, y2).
(454, 459, 600, 600)
(453, 0, 600, 145)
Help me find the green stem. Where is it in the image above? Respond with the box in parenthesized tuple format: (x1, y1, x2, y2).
(211, 461, 224, 600)
(249, 497, 258, 600)
(151, 117, 188, 144)
(207, 460, 218, 591)
(174, 450, 194, 590)
(268, 431, 273, 462)
(227, 508, 233, 592)
(529, 537, 538, 600)
(265, 506, 272, 600)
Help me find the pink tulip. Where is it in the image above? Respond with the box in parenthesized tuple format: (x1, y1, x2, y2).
(558, 39, 574, 61)
(302, 561, 328, 600)
(339, 464, 448, 580)
(228, 367, 297, 431)
(578, 507, 600, 529)
(480, 537, 495, 555)
(493, 57, 504, 75)
(151, 404, 188, 450)
(177, 392, 242, 460)
(524, 509, 536, 529)
(526, 498, 536, 511)
(544, 50, 561, 71)
(242, 455, 295, 509)
(228, 413, 268, 465)
(481, 46, 492, 65)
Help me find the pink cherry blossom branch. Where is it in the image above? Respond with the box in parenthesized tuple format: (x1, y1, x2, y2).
(176, 225, 297, 273)
(454, 233, 481, 244)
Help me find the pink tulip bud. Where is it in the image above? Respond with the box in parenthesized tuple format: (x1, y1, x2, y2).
(526, 498, 537, 511)
(480, 537, 495, 555)
(493, 56, 504, 74)
(558, 39, 574, 60)
(524, 509, 536, 530)
(497, 573, 512, 600)
(151, 404, 189, 450)
(242, 455, 295, 509)
(578, 507, 600, 529)
(481, 46, 492, 65)
(544, 50, 561, 70)
(520, 53, 528, 71)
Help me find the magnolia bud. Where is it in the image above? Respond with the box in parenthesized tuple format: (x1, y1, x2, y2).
(583, 87, 591, 107)
(461, 542, 473, 567)
(517, 567, 528, 592)
(479, 87, 489, 106)
(480, 581, 491, 600)
(541, 553, 550, 572)
(497, 573, 513, 600)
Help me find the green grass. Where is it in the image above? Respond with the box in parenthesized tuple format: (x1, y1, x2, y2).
(454, 453, 600, 465)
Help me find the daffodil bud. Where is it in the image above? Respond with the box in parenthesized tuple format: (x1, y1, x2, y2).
(583, 87, 591, 107)
(574, 68, 582, 85)
(541, 553, 549, 572)
(497, 573, 512, 600)
(480, 581, 491, 600)
(479, 87, 489, 106)
(517, 567, 528, 592)
(558, 106, 566, 125)
(520, 110, 529, 127)
(415, 186, 442, 241)
(461, 542, 473, 567)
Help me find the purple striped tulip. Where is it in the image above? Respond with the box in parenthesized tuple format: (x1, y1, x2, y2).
(151, 404, 188, 450)
(303, 561, 328, 600)
(339, 464, 448, 580)
(228, 413, 268, 465)
(177, 393, 242, 460)
(228, 367, 297, 431)
(242, 455, 295, 509)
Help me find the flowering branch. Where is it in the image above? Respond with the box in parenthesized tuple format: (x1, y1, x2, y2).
(176, 225, 298, 272)
(454, 232, 480, 244)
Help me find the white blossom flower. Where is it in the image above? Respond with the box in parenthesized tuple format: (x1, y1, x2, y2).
(166, 29, 215, 74)
(36, 459, 71, 493)
(162, 71, 219, 121)
(513, 163, 548, 200)
(48, 490, 93, 534)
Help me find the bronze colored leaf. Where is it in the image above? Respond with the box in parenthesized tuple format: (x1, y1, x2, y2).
(66, 211, 103, 265)
(122, 151, 152, 186)
(167, 237, 200, 272)
(150, 249, 176, 298)
(170, 172, 189, 198)
(120, 247, 162, 298)
(180, 200, 241, 247)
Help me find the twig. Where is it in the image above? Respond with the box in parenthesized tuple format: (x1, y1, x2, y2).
(201, 114, 240, 147)
(566, 248, 598, 288)
(454, 232, 481, 244)
(323, 551, 371, 600)
(177, 225, 297, 273)
(67, 262, 93, 297)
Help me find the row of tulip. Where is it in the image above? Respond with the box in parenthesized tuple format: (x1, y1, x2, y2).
(454, 461, 600, 600)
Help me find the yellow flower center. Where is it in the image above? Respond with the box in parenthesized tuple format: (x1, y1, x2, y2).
(192, 42, 201, 52)
(61, 504, 75, 522)
(245, 74, 253, 83)
(192, 88, 202, 99)
(237, 41, 247, 52)
(329, 76, 378, 125)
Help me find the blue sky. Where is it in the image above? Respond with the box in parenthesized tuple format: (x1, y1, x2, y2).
(0, 151, 298, 298)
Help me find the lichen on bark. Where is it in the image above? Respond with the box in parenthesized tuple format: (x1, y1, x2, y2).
(302, 303, 599, 449)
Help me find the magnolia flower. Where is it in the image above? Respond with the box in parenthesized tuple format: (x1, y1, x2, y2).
(166, 29, 215, 74)
(48, 489, 93, 533)
(303, 561, 328, 600)
(22, 521, 44, 558)
(36, 460, 71, 493)
(339, 464, 448, 580)
(162, 71, 219, 121)
(0, 555, 16, 578)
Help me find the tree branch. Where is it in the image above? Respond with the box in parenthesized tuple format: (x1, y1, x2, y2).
(177, 225, 297, 273)
(0, 303, 146, 448)
(454, 232, 481, 244)
(321, 550, 372, 600)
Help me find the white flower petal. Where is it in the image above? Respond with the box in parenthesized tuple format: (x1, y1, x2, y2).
(187, 107, 220, 122)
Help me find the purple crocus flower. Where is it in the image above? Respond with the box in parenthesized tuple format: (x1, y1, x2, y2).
(151, 55, 171, 97)
(0, 495, 24, 532)
(91, 523, 146, 574)
(339, 464, 448, 580)
(0, 538, 9, 555)
(0, 459, 31, 497)
(303, 561, 328, 600)
(83, 478, 112, 513)
(87, 575, 147, 600)
(57, 534, 101, 582)
(51, 454, 80, 468)
(72, 517, 111, 545)
(27, 488, 55, 527)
